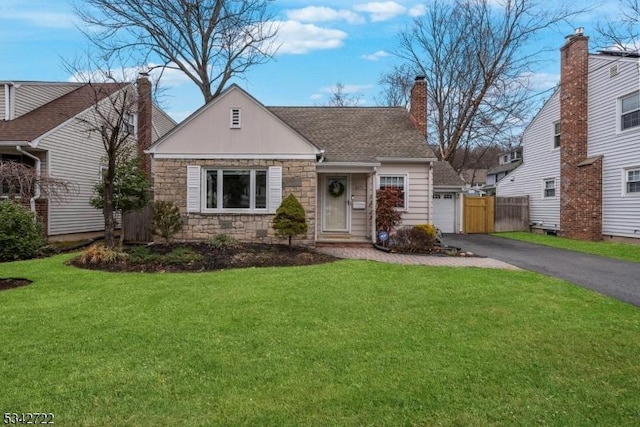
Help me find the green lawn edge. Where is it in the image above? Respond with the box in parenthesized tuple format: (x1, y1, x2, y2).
(2, 254, 640, 425)
(493, 231, 640, 264)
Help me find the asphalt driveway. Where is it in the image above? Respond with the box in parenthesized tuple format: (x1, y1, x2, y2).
(443, 234, 640, 307)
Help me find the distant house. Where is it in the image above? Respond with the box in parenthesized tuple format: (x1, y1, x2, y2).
(0, 77, 176, 241)
(146, 77, 454, 245)
(497, 29, 640, 241)
(485, 148, 522, 193)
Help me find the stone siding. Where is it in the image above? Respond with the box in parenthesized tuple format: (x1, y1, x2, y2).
(153, 158, 316, 245)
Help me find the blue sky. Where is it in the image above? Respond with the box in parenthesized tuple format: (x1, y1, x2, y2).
(0, 0, 607, 122)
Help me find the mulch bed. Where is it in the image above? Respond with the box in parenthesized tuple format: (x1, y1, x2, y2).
(69, 242, 338, 273)
(0, 278, 33, 291)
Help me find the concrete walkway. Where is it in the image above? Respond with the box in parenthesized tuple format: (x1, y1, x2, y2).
(316, 245, 518, 269)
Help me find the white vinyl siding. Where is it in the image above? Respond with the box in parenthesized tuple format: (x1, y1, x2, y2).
(377, 163, 429, 226)
(38, 110, 124, 236)
(13, 84, 80, 119)
(588, 56, 640, 238)
(497, 90, 561, 229)
(151, 105, 176, 141)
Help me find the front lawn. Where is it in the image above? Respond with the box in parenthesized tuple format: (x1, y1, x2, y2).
(1, 255, 640, 425)
(495, 231, 640, 263)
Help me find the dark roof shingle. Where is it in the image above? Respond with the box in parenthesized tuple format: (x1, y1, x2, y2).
(268, 106, 435, 162)
(433, 161, 465, 187)
(0, 83, 126, 142)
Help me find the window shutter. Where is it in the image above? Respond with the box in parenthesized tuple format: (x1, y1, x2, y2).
(268, 166, 282, 213)
(186, 165, 201, 213)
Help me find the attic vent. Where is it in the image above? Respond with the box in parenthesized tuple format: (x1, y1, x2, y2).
(610, 64, 619, 77)
(230, 108, 241, 128)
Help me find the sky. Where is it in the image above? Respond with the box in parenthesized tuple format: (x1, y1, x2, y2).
(0, 0, 609, 123)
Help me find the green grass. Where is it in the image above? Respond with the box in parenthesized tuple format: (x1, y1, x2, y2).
(494, 231, 640, 263)
(1, 255, 640, 426)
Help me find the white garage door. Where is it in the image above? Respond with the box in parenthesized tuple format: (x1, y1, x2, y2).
(433, 193, 456, 233)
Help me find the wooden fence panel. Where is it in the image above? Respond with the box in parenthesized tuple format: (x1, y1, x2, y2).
(463, 196, 495, 233)
(123, 204, 153, 243)
(495, 196, 529, 232)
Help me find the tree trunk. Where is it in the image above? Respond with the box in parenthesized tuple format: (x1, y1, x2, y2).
(103, 157, 116, 248)
(119, 211, 125, 248)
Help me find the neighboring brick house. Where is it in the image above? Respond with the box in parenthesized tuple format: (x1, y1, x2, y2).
(0, 77, 176, 241)
(497, 29, 640, 241)
(146, 78, 442, 245)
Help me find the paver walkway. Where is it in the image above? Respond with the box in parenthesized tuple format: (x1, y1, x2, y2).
(316, 246, 518, 269)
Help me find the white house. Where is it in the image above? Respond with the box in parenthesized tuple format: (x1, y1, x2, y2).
(498, 29, 640, 241)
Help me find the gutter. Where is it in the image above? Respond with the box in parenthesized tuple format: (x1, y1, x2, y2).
(16, 146, 41, 214)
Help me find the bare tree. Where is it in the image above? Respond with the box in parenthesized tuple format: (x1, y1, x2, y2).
(379, 0, 588, 169)
(375, 65, 413, 108)
(0, 161, 76, 203)
(73, 80, 139, 248)
(74, 0, 279, 103)
(325, 83, 363, 107)
(596, 0, 640, 51)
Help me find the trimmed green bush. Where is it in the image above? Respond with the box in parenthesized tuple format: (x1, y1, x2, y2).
(392, 226, 436, 253)
(209, 234, 240, 249)
(272, 194, 308, 246)
(0, 201, 45, 261)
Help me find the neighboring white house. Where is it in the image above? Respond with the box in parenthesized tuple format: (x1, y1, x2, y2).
(146, 79, 442, 245)
(497, 29, 640, 241)
(0, 78, 176, 241)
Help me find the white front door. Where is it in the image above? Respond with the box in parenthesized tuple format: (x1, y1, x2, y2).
(323, 175, 350, 232)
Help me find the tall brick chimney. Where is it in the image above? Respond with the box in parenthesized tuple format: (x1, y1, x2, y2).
(559, 28, 603, 240)
(136, 72, 153, 179)
(410, 76, 427, 137)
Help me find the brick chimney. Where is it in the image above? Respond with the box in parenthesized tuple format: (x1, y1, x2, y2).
(410, 76, 427, 137)
(559, 28, 603, 240)
(136, 72, 153, 179)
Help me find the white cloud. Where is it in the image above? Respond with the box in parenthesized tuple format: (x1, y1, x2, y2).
(68, 63, 193, 88)
(353, 2, 406, 22)
(286, 6, 364, 24)
(275, 21, 348, 54)
(310, 94, 324, 101)
(408, 4, 427, 17)
(361, 50, 390, 61)
(521, 72, 559, 91)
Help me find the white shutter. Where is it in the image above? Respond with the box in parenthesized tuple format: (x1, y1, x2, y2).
(186, 165, 201, 213)
(268, 166, 282, 213)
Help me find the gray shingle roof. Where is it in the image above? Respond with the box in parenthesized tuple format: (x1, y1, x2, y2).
(487, 159, 522, 175)
(433, 161, 465, 187)
(268, 107, 435, 163)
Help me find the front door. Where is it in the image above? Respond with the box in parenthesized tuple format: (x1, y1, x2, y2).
(323, 175, 349, 232)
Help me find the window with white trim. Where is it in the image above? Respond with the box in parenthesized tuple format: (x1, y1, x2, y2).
(543, 178, 556, 198)
(230, 108, 241, 128)
(379, 175, 407, 209)
(621, 92, 640, 131)
(625, 168, 640, 193)
(553, 121, 561, 148)
(125, 112, 137, 135)
(204, 169, 267, 211)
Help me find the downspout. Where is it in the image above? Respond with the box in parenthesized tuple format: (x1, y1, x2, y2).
(4, 83, 11, 120)
(16, 146, 40, 214)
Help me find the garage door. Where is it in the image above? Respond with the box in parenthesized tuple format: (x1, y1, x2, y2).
(433, 193, 456, 233)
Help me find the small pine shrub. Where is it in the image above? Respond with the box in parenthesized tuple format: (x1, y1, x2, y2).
(0, 201, 45, 261)
(209, 234, 240, 249)
(78, 244, 128, 265)
(128, 246, 162, 265)
(152, 201, 183, 243)
(272, 194, 308, 246)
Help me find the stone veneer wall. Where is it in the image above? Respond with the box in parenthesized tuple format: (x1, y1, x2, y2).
(153, 158, 316, 245)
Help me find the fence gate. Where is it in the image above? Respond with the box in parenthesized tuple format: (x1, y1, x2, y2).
(495, 196, 529, 232)
(463, 196, 495, 234)
(123, 204, 153, 243)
